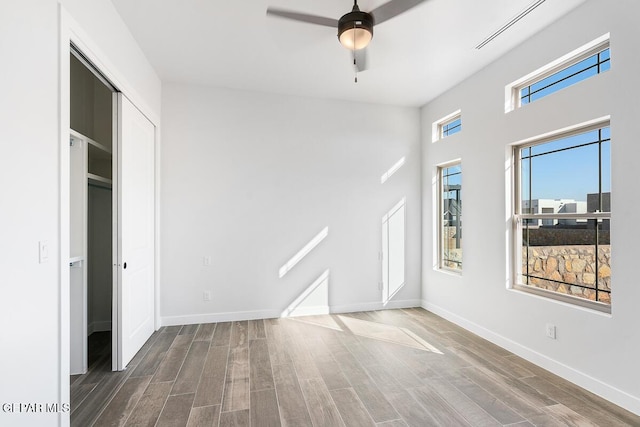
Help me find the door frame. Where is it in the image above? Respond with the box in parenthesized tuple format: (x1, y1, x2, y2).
(59, 5, 161, 424)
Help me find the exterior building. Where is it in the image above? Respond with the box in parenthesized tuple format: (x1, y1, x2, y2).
(522, 199, 587, 227)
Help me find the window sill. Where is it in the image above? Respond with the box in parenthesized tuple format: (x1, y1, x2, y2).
(436, 267, 463, 277)
(511, 284, 611, 315)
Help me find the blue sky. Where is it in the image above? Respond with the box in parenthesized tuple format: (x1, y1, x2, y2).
(521, 48, 610, 105)
(521, 128, 610, 201)
(519, 48, 610, 202)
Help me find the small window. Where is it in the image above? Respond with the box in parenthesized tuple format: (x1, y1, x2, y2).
(439, 162, 462, 271)
(505, 34, 610, 112)
(432, 110, 462, 142)
(520, 48, 609, 106)
(513, 120, 611, 311)
(441, 117, 462, 138)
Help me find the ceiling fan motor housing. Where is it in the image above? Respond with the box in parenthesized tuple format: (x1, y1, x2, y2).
(338, 6, 374, 50)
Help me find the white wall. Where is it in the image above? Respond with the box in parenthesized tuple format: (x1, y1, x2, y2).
(160, 84, 421, 324)
(421, 0, 640, 415)
(0, 1, 160, 426)
(0, 3, 61, 426)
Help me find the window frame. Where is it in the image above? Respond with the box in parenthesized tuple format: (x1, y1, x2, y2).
(438, 160, 463, 273)
(432, 110, 462, 142)
(511, 118, 611, 313)
(505, 33, 610, 113)
(441, 116, 462, 139)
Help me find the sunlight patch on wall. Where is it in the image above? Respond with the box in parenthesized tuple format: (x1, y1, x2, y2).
(281, 269, 330, 317)
(381, 157, 406, 184)
(279, 226, 329, 278)
(382, 198, 406, 305)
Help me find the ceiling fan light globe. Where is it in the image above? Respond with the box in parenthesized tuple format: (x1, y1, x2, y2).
(338, 9, 374, 50)
(339, 27, 372, 50)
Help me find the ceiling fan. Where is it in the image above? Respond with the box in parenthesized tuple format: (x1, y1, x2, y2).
(267, 0, 428, 77)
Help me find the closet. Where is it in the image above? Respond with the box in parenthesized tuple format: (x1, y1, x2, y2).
(68, 42, 156, 375)
(69, 50, 115, 375)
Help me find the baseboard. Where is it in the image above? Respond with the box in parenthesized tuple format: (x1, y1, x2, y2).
(421, 300, 640, 416)
(281, 306, 331, 317)
(160, 299, 422, 327)
(331, 299, 422, 314)
(87, 320, 112, 335)
(161, 309, 281, 326)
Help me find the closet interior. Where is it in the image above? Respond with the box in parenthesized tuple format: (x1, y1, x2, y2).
(69, 49, 115, 374)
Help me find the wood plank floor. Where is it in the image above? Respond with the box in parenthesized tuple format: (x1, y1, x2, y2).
(70, 308, 640, 426)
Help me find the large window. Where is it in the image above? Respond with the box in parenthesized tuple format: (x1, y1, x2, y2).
(439, 163, 462, 271)
(514, 121, 611, 311)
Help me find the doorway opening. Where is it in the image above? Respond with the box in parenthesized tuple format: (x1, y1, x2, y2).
(69, 45, 117, 376)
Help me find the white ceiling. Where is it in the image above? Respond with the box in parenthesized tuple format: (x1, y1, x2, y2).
(110, 0, 587, 107)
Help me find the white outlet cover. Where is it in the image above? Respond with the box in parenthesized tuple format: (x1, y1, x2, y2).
(546, 324, 557, 339)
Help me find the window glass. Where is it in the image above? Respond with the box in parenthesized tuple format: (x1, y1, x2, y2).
(516, 125, 611, 307)
(442, 117, 462, 138)
(441, 164, 462, 271)
(520, 48, 610, 106)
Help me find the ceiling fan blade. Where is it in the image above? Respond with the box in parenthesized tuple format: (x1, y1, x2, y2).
(369, 0, 428, 25)
(266, 8, 339, 28)
(354, 48, 368, 73)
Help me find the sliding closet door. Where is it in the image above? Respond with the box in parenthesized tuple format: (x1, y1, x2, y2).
(115, 94, 155, 370)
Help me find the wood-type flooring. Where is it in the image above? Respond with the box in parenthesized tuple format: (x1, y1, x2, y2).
(70, 308, 640, 426)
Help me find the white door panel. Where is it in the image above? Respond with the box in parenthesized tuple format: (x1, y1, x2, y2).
(115, 94, 155, 370)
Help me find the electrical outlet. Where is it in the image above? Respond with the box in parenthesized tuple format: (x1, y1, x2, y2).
(545, 323, 556, 339)
(203, 256, 211, 266)
(203, 291, 211, 301)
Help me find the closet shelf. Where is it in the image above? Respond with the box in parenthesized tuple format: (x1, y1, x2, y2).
(70, 129, 112, 154)
(88, 173, 113, 188)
